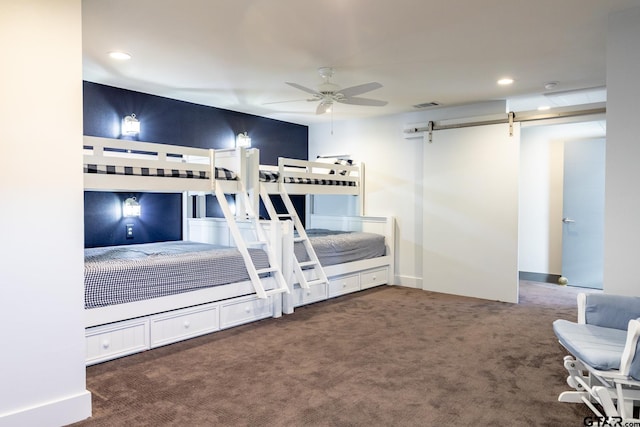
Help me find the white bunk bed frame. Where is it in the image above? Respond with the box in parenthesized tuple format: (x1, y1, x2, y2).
(83, 136, 288, 365)
(254, 154, 394, 314)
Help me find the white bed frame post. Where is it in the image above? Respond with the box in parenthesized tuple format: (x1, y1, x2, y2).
(245, 148, 261, 217)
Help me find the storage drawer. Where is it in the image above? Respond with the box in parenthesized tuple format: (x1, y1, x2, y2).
(328, 274, 360, 297)
(86, 319, 149, 365)
(361, 267, 389, 290)
(292, 282, 328, 307)
(150, 303, 219, 348)
(220, 295, 273, 329)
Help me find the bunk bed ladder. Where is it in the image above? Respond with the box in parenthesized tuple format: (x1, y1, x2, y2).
(214, 185, 289, 299)
(259, 183, 329, 290)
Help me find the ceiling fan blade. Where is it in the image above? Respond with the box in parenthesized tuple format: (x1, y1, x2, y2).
(316, 102, 332, 115)
(337, 82, 383, 98)
(338, 97, 388, 107)
(286, 82, 321, 96)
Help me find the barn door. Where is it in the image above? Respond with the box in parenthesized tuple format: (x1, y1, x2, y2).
(423, 122, 520, 303)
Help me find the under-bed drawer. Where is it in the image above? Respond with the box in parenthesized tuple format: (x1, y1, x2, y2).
(220, 295, 273, 329)
(150, 303, 219, 348)
(292, 282, 328, 307)
(328, 274, 360, 297)
(360, 267, 388, 289)
(86, 318, 149, 365)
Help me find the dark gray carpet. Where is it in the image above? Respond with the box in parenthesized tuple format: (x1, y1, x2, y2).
(72, 282, 594, 426)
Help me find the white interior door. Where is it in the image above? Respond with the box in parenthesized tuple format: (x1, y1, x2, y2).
(561, 138, 605, 289)
(423, 123, 520, 303)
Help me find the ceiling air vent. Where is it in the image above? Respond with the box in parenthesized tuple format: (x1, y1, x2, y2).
(413, 101, 440, 109)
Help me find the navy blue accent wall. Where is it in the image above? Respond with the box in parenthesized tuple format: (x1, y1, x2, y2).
(83, 81, 308, 157)
(84, 192, 182, 248)
(83, 81, 308, 247)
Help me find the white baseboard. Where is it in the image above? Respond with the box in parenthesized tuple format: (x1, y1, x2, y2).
(0, 390, 92, 427)
(395, 275, 423, 289)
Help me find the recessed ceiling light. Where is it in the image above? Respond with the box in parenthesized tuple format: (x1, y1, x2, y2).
(544, 81, 559, 90)
(497, 78, 514, 86)
(108, 51, 131, 60)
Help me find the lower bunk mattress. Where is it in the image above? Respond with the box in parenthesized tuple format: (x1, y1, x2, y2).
(85, 241, 269, 309)
(295, 229, 386, 266)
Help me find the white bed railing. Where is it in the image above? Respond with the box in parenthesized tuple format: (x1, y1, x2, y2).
(255, 156, 361, 197)
(277, 157, 360, 186)
(83, 136, 244, 193)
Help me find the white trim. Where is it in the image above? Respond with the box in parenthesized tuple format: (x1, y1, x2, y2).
(395, 276, 423, 289)
(0, 390, 91, 427)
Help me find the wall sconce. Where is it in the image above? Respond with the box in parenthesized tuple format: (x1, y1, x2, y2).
(122, 113, 140, 135)
(123, 197, 141, 217)
(236, 132, 251, 148)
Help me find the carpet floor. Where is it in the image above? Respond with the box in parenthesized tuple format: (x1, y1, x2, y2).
(72, 282, 596, 426)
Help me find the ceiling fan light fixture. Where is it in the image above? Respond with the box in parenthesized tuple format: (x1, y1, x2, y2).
(317, 100, 333, 115)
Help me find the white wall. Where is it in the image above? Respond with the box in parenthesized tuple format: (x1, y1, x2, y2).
(0, 1, 91, 425)
(604, 6, 640, 296)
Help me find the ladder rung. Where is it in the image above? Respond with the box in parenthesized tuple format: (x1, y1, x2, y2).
(305, 279, 327, 287)
(298, 260, 318, 268)
(256, 267, 278, 275)
(276, 213, 294, 218)
(293, 237, 306, 243)
(246, 240, 267, 247)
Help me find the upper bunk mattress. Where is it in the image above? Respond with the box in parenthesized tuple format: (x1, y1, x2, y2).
(295, 229, 386, 266)
(85, 241, 268, 309)
(83, 165, 237, 180)
(259, 170, 356, 187)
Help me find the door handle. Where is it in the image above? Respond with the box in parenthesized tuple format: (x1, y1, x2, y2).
(562, 217, 575, 223)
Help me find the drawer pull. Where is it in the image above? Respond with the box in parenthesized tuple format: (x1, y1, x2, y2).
(183, 320, 190, 329)
(372, 276, 376, 280)
(245, 306, 251, 313)
(102, 340, 110, 349)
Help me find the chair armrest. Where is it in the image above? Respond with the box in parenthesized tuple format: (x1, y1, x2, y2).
(577, 293, 587, 324)
(582, 293, 640, 330)
(620, 319, 640, 380)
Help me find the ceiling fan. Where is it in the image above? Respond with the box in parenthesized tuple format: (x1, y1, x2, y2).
(282, 67, 387, 115)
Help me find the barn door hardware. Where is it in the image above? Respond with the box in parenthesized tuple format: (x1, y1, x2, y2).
(508, 112, 515, 137)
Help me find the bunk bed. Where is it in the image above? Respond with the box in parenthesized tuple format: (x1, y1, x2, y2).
(252, 154, 395, 314)
(83, 136, 288, 365)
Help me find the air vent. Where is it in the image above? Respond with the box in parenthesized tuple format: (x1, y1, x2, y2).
(413, 101, 440, 109)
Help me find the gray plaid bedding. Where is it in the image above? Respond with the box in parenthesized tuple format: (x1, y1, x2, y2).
(85, 241, 268, 309)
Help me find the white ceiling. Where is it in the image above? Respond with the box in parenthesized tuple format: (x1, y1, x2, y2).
(82, 0, 637, 126)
